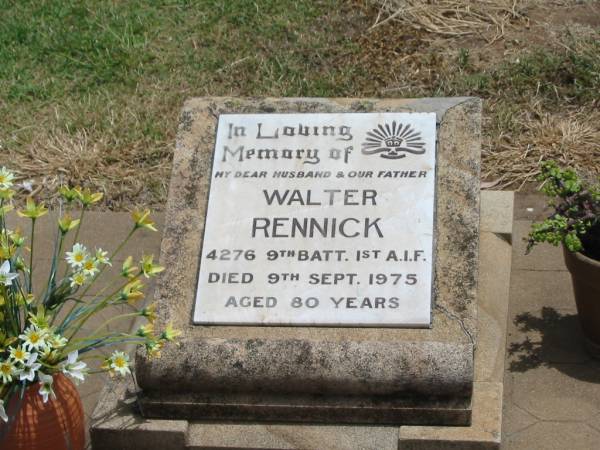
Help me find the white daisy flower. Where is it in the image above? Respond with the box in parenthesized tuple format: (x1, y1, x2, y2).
(19, 352, 41, 382)
(0, 359, 16, 383)
(65, 243, 88, 268)
(0, 167, 15, 190)
(69, 271, 87, 288)
(19, 326, 47, 351)
(38, 373, 55, 403)
(61, 350, 87, 383)
(81, 257, 99, 277)
(0, 260, 18, 286)
(9, 345, 30, 364)
(109, 351, 130, 376)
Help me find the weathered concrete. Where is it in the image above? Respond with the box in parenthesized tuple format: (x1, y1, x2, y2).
(479, 190, 514, 236)
(138, 339, 473, 396)
(186, 423, 398, 450)
(136, 97, 481, 424)
(399, 382, 503, 450)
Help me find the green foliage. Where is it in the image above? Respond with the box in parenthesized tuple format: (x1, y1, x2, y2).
(527, 161, 600, 254)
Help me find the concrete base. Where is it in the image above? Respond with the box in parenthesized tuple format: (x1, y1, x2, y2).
(138, 390, 471, 426)
(90, 190, 512, 449)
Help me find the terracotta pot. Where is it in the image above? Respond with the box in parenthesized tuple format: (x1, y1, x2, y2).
(563, 246, 600, 358)
(0, 373, 85, 450)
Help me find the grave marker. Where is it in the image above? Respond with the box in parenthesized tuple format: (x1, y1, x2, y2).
(136, 97, 481, 426)
(194, 112, 437, 326)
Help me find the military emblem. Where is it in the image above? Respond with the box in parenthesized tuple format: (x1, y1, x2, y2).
(361, 121, 426, 159)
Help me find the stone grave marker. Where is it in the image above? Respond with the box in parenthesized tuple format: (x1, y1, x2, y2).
(136, 97, 481, 426)
(194, 112, 436, 327)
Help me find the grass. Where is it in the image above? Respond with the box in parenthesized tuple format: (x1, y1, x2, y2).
(1, 0, 599, 207)
(0, 0, 363, 208)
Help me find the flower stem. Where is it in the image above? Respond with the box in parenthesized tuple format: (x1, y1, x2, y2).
(28, 218, 36, 295)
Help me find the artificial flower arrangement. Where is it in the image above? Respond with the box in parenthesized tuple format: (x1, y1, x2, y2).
(0, 166, 178, 429)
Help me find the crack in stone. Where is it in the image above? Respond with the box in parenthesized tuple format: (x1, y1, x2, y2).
(436, 303, 476, 349)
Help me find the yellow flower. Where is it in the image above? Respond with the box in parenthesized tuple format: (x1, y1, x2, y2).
(14, 292, 34, 306)
(76, 187, 103, 206)
(0, 332, 16, 352)
(145, 339, 164, 358)
(100, 358, 111, 372)
(140, 303, 157, 323)
(140, 255, 164, 278)
(9, 228, 25, 247)
(28, 307, 50, 329)
(58, 214, 80, 234)
(120, 279, 144, 304)
(136, 323, 154, 338)
(95, 248, 111, 266)
(159, 323, 181, 342)
(0, 243, 16, 260)
(17, 197, 48, 220)
(132, 209, 157, 232)
(121, 256, 138, 278)
(59, 186, 79, 203)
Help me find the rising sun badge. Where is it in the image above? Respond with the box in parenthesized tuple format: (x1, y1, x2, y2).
(361, 121, 426, 159)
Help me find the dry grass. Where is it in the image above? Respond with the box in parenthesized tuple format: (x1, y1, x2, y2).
(370, 1, 600, 190)
(483, 106, 600, 189)
(372, 0, 529, 41)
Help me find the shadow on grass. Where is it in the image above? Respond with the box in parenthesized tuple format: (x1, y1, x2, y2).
(508, 307, 600, 382)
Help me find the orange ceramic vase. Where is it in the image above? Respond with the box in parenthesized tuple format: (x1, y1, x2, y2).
(0, 373, 85, 450)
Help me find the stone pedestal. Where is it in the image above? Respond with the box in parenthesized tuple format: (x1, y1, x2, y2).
(132, 97, 481, 426)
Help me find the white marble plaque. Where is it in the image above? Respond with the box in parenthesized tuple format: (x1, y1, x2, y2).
(193, 112, 437, 326)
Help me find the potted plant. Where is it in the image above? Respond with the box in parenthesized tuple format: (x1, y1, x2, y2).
(527, 160, 600, 357)
(0, 166, 179, 449)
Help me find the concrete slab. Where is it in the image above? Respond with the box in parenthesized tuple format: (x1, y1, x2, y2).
(509, 364, 600, 422)
(186, 423, 398, 450)
(90, 376, 188, 450)
(507, 305, 592, 366)
(513, 193, 553, 221)
(501, 403, 538, 436)
(399, 382, 502, 450)
(476, 232, 512, 383)
(508, 269, 574, 312)
(504, 421, 600, 450)
(511, 221, 565, 271)
(480, 190, 514, 235)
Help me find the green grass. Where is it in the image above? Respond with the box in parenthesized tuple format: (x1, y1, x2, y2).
(0, 0, 364, 207)
(446, 38, 600, 103)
